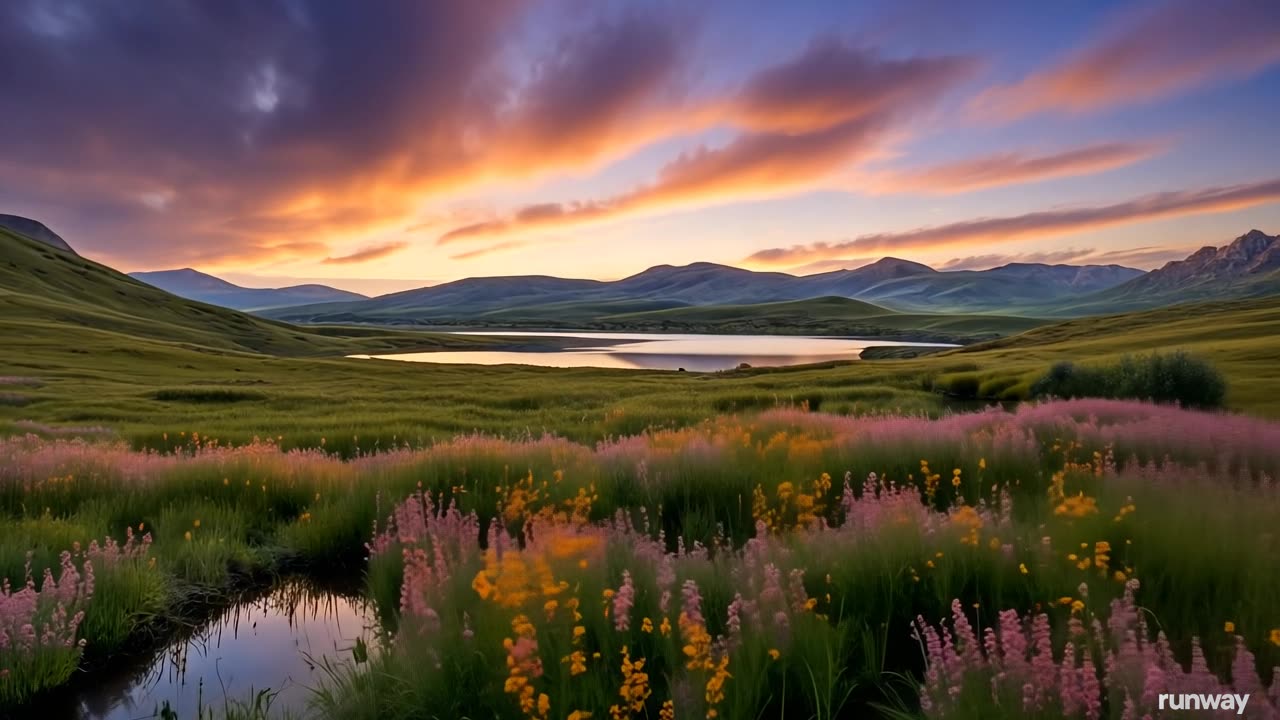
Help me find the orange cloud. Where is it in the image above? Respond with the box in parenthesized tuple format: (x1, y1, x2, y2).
(746, 177, 1280, 266)
(449, 241, 528, 260)
(972, 0, 1280, 120)
(439, 41, 977, 246)
(322, 241, 409, 265)
(876, 141, 1163, 194)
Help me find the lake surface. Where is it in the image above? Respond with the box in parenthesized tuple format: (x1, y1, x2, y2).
(57, 581, 377, 719)
(353, 331, 954, 372)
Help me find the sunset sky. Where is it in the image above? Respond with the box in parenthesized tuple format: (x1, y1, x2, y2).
(3, 0, 1279, 295)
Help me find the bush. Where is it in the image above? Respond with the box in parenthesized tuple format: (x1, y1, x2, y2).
(935, 372, 982, 399)
(1030, 351, 1227, 409)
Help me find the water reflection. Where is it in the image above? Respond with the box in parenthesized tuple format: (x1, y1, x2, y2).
(353, 331, 954, 371)
(54, 580, 376, 719)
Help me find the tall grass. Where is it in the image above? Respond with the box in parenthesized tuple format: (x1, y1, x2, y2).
(1, 399, 1277, 715)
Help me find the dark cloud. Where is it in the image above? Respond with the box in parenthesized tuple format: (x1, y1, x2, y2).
(747, 177, 1280, 266)
(492, 10, 692, 171)
(439, 40, 977, 246)
(0, 1, 702, 267)
(727, 37, 979, 132)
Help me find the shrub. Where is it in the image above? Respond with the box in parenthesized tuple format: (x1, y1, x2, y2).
(936, 372, 982, 399)
(1030, 351, 1226, 409)
(151, 387, 267, 403)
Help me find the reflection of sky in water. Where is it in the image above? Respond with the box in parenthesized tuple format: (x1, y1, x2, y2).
(355, 331, 953, 371)
(61, 582, 377, 720)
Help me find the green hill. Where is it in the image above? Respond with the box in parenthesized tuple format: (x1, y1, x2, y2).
(0, 227, 494, 357)
(929, 295, 1280, 411)
(592, 296, 1046, 342)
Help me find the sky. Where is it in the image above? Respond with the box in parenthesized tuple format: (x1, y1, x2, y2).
(2, 0, 1279, 295)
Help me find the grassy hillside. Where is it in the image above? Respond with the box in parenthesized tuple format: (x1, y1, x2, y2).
(269, 294, 1043, 343)
(595, 295, 1046, 341)
(0, 227, 503, 357)
(935, 296, 1280, 407)
(2, 293, 1277, 454)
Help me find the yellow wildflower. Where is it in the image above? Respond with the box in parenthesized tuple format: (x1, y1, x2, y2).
(1224, 621, 1236, 633)
(768, 648, 780, 661)
(562, 650, 587, 676)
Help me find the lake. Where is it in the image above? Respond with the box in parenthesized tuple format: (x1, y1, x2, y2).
(51, 581, 377, 720)
(351, 331, 954, 372)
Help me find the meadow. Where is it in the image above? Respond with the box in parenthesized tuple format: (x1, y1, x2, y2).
(2, 398, 1278, 718)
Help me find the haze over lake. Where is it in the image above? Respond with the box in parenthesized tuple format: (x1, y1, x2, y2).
(352, 331, 954, 371)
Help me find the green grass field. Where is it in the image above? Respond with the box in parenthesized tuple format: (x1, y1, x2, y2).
(589, 295, 1047, 342)
(3, 291, 1279, 457)
(6, 227, 1278, 453)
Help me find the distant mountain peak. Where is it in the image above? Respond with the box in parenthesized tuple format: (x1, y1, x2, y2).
(130, 268, 367, 310)
(1115, 230, 1277, 296)
(0, 214, 76, 254)
(850, 256, 937, 278)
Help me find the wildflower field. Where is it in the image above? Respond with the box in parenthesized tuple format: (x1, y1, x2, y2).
(2, 398, 1279, 718)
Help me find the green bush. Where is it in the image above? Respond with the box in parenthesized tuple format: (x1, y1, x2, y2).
(935, 372, 982, 399)
(1030, 351, 1227, 409)
(151, 387, 267, 403)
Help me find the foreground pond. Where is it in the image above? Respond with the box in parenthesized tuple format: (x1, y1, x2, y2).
(353, 331, 955, 371)
(52, 581, 376, 719)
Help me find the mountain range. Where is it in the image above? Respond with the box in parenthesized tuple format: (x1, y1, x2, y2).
(5, 212, 1277, 325)
(1060, 229, 1280, 314)
(129, 268, 368, 311)
(261, 231, 1277, 324)
(0, 220, 1033, 350)
(260, 257, 1148, 324)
